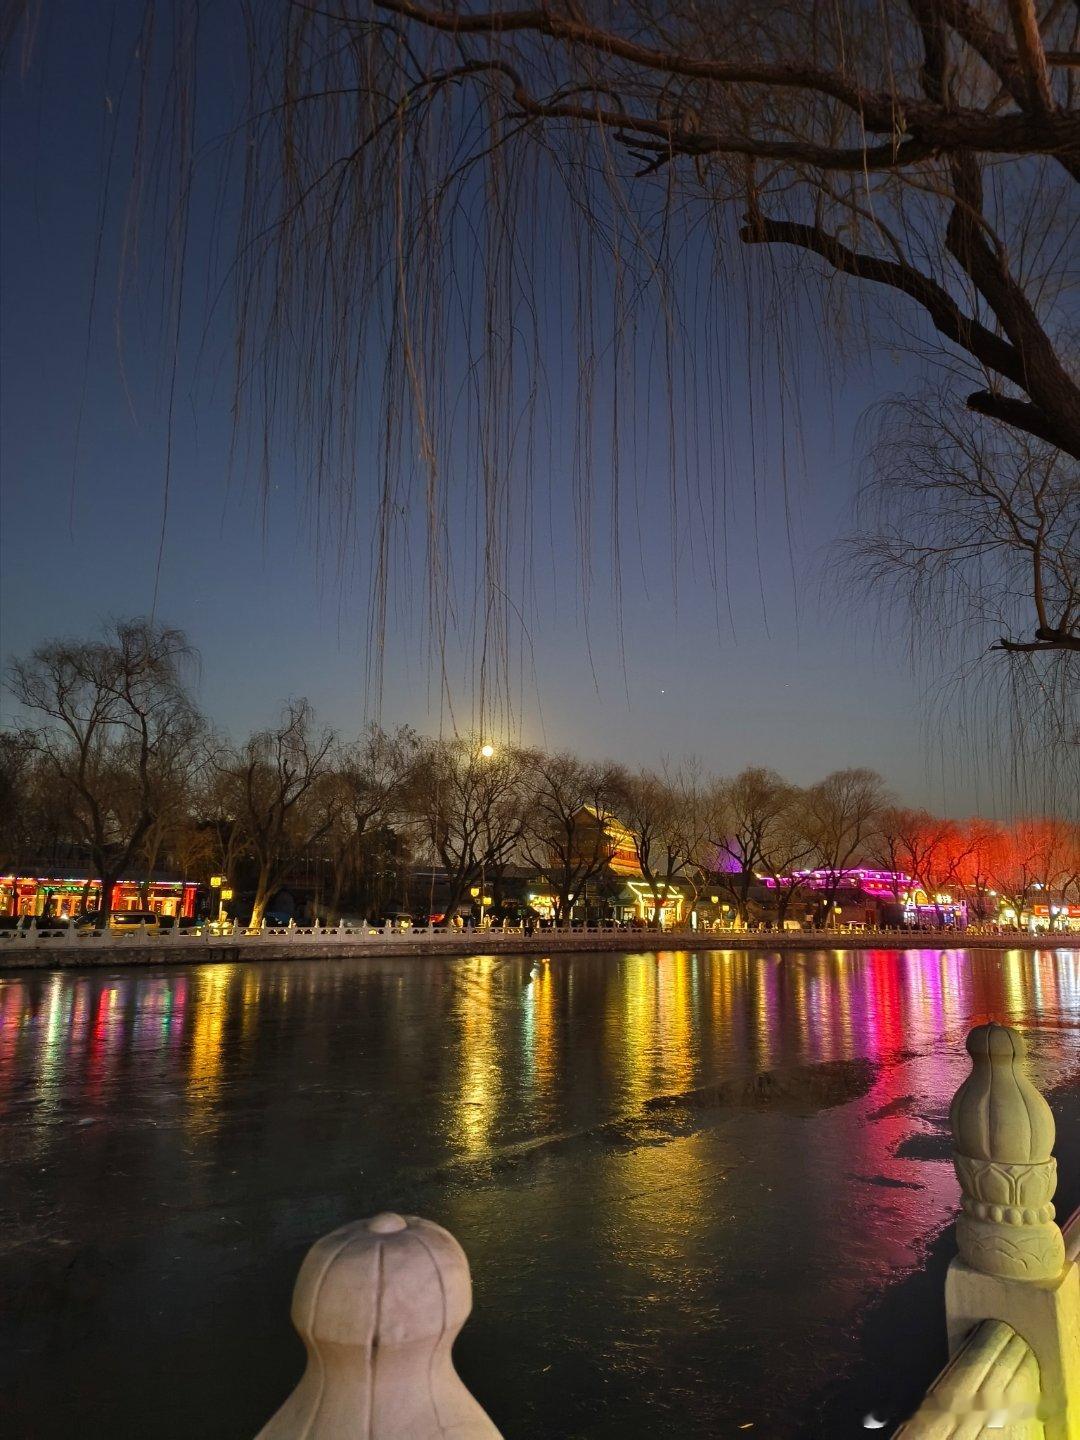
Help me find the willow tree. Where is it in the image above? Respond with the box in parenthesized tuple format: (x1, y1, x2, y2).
(355, 1, 1077, 427)
(845, 391, 1077, 805)
(342, 2, 1077, 800)
(519, 751, 627, 923)
(707, 765, 798, 925)
(214, 700, 337, 927)
(8, 620, 202, 922)
(801, 767, 889, 924)
(220, 5, 1076, 595)
(616, 764, 709, 926)
(322, 724, 419, 917)
(406, 735, 527, 921)
(6, 0, 1076, 754)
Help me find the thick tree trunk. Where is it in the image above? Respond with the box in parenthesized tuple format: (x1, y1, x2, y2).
(814, 884, 835, 927)
(651, 883, 664, 928)
(250, 867, 273, 928)
(97, 870, 120, 924)
(440, 872, 470, 926)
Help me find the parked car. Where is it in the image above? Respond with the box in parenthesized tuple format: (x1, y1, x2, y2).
(76, 910, 161, 935)
(0, 914, 74, 931)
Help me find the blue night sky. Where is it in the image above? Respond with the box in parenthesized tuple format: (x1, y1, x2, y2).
(0, 6, 992, 813)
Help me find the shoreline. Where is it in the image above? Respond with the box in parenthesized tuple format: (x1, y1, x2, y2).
(1, 928, 1075, 971)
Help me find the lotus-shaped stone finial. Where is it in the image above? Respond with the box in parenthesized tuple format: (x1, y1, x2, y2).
(950, 1023, 1065, 1280)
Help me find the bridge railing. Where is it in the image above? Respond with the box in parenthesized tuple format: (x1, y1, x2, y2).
(896, 1023, 1079, 1439)
(252, 1020, 1078, 1439)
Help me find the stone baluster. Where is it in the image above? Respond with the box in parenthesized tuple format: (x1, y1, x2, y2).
(256, 1212, 502, 1440)
(946, 1023, 1080, 1440)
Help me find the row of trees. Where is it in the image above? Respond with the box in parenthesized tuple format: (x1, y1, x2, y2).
(4, 621, 1078, 926)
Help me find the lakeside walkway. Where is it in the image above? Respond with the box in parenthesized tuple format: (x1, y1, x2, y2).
(1, 924, 1074, 970)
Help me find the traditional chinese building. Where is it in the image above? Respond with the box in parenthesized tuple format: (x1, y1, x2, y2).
(757, 867, 968, 929)
(0, 871, 199, 920)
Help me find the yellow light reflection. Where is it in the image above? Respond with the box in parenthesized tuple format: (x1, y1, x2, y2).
(1001, 951, 1027, 1017)
(617, 953, 659, 1110)
(657, 952, 695, 1095)
(452, 957, 500, 1154)
(187, 965, 234, 1131)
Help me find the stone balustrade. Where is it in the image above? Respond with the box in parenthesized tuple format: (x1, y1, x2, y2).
(257, 1212, 502, 1440)
(0, 920, 1064, 973)
(257, 1021, 1077, 1438)
(897, 1023, 1079, 1439)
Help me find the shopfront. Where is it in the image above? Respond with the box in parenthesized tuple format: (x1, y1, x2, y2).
(619, 880, 686, 927)
(0, 874, 199, 919)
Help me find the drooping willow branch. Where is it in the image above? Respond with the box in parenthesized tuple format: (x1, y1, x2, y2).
(351, 1, 1080, 473)
(319, 0, 1078, 671)
(9, 0, 1076, 720)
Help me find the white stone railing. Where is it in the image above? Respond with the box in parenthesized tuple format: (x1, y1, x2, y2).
(256, 1021, 1077, 1439)
(0, 918, 1066, 951)
(897, 1320, 1042, 1438)
(896, 1024, 1080, 1439)
(0, 917, 646, 948)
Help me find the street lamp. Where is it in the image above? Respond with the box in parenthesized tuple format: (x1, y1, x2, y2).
(209, 875, 230, 925)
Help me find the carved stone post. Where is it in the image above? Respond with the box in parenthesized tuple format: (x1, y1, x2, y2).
(256, 1212, 503, 1440)
(951, 1023, 1065, 1281)
(945, 1023, 1080, 1440)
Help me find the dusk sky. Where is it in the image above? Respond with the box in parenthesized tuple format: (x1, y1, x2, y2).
(0, 6, 994, 814)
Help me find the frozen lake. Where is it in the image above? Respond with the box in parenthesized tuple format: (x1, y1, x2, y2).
(2, 946, 1078, 1437)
